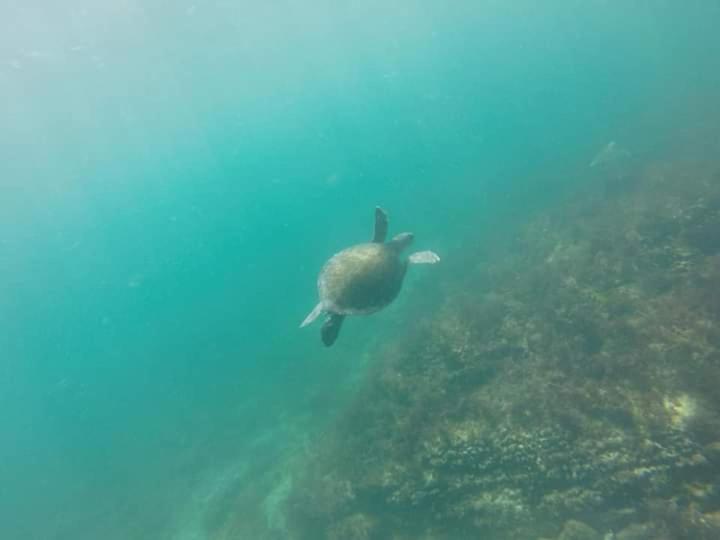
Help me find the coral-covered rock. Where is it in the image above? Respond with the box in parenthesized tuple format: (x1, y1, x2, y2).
(284, 143, 720, 540)
(556, 519, 601, 540)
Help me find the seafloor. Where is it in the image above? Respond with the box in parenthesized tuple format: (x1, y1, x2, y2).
(202, 116, 720, 539)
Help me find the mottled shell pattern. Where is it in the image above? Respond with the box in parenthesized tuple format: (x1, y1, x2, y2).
(318, 242, 407, 316)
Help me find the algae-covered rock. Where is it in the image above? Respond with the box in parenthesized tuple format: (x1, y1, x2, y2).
(615, 522, 665, 540)
(283, 132, 720, 540)
(327, 513, 375, 540)
(557, 519, 601, 540)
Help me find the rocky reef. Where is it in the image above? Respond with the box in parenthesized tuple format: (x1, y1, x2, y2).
(283, 146, 720, 539)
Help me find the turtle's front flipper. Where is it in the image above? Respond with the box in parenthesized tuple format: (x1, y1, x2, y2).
(409, 250, 440, 264)
(321, 313, 345, 346)
(373, 207, 388, 243)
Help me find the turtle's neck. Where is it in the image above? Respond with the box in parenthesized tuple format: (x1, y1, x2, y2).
(388, 232, 414, 253)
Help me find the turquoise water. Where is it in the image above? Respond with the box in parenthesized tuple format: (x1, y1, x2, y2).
(2, 2, 719, 539)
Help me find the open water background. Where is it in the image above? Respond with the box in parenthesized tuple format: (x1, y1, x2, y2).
(2, 2, 719, 538)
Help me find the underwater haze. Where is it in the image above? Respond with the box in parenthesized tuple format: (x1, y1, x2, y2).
(2, 2, 720, 539)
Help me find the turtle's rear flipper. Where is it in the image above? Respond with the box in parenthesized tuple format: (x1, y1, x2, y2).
(321, 314, 345, 346)
(300, 302, 323, 328)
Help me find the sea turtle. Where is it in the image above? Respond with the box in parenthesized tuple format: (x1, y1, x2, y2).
(300, 207, 440, 346)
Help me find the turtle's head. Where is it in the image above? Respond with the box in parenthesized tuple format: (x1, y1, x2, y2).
(389, 232, 414, 252)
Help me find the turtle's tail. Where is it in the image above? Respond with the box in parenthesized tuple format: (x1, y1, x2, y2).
(321, 314, 345, 347)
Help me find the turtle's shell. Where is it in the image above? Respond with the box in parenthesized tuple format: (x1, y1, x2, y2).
(318, 242, 407, 316)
